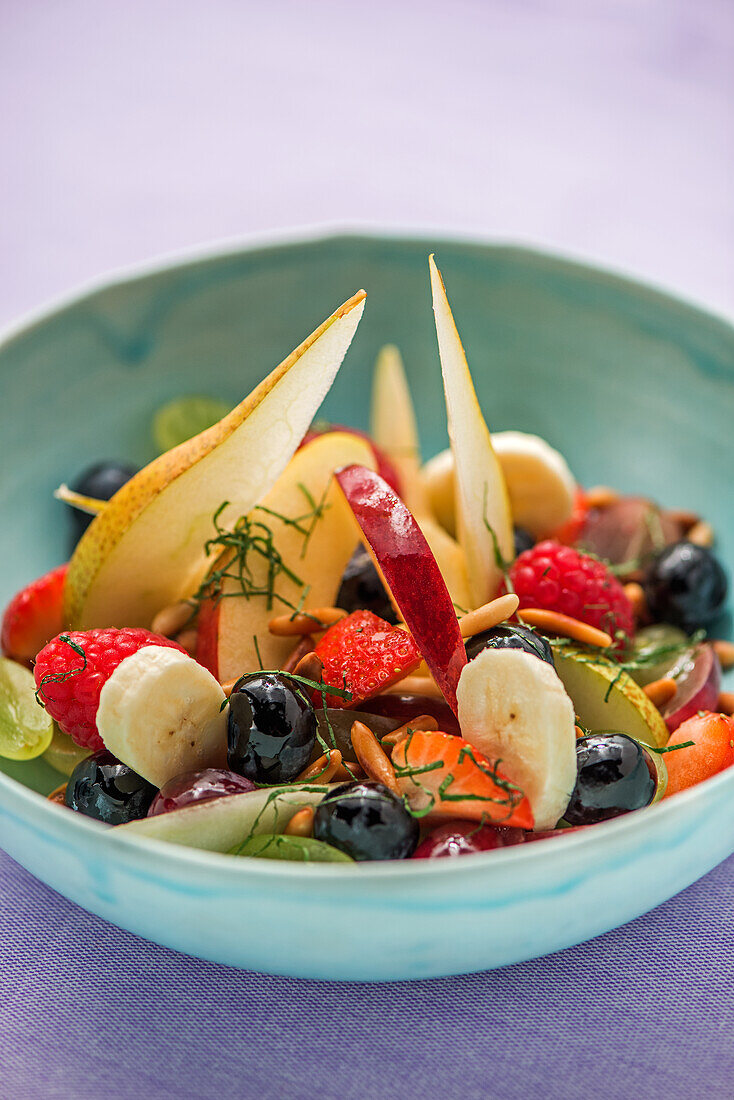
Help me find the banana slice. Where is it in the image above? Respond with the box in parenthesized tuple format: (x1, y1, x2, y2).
(491, 431, 575, 538)
(456, 647, 577, 830)
(421, 432, 576, 541)
(96, 646, 227, 787)
(421, 448, 457, 537)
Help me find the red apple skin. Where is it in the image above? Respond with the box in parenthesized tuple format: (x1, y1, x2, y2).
(660, 644, 721, 734)
(195, 598, 220, 678)
(335, 464, 467, 713)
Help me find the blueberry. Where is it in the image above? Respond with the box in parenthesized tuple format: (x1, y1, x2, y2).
(565, 733, 656, 826)
(336, 544, 399, 624)
(643, 541, 727, 633)
(227, 672, 317, 784)
(465, 622, 554, 666)
(67, 461, 138, 545)
(65, 749, 156, 824)
(313, 781, 419, 861)
(513, 527, 535, 557)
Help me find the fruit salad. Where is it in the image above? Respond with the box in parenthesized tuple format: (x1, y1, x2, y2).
(2, 257, 733, 866)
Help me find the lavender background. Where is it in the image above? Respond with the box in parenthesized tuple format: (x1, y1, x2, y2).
(1, 1, 733, 1097)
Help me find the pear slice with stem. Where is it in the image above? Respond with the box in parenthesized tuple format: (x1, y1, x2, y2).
(370, 344, 471, 613)
(371, 344, 428, 515)
(429, 256, 513, 606)
(65, 291, 366, 629)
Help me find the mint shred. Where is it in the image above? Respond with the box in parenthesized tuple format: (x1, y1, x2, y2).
(34, 635, 87, 707)
(191, 493, 330, 617)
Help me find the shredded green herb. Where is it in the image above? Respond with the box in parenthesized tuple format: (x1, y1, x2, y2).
(34, 635, 87, 707)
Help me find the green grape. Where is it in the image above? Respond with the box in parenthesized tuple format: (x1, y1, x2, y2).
(228, 833, 354, 862)
(0, 658, 53, 760)
(43, 723, 89, 776)
(152, 395, 231, 453)
(628, 623, 693, 687)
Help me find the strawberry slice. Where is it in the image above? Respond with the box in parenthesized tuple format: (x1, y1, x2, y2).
(1, 564, 69, 664)
(392, 728, 534, 827)
(313, 609, 421, 708)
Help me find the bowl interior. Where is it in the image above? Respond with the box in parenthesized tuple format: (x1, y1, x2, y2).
(1, 233, 733, 801)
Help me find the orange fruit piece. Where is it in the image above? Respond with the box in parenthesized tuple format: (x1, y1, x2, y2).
(663, 711, 734, 797)
(391, 729, 533, 828)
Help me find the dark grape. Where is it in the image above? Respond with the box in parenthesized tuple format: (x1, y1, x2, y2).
(65, 749, 156, 824)
(465, 623, 554, 665)
(148, 768, 255, 816)
(336, 544, 398, 623)
(565, 733, 656, 825)
(227, 672, 317, 784)
(644, 541, 727, 633)
(313, 781, 419, 861)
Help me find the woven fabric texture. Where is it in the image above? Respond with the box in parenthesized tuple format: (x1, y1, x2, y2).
(1, 850, 732, 1099)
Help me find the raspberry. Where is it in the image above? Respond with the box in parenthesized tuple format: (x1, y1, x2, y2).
(34, 628, 185, 751)
(505, 540, 634, 646)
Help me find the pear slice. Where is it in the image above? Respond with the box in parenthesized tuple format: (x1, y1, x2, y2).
(196, 431, 375, 682)
(371, 344, 428, 515)
(65, 292, 366, 629)
(429, 256, 513, 606)
(370, 345, 471, 612)
(551, 644, 669, 748)
(118, 784, 334, 852)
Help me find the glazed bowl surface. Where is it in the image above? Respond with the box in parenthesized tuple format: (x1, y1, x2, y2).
(1, 233, 732, 980)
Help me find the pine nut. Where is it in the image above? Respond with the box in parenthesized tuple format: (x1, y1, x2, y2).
(624, 582, 648, 621)
(268, 607, 347, 636)
(47, 783, 67, 805)
(297, 749, 342, 783)
(717, 691, 734, 716)
(175, 629, 198, 656)
(333, 760, 365, 782)
(293, 651, 324, 683)
(585, 486, 621, 509)
(712, 640, 734, 670)
(688, 520, 714, 547)
(516, 608, 613, 650)
(283, 806, 315, 837)
(458, 594, 520, 639)
(151, 600, 193, 638)
(350, 721, 401, 795)
(282, 636, 315, 673)
(383, 675, 445, 699)
(643, 677, 677, 708)
(381, 715, 440, 747)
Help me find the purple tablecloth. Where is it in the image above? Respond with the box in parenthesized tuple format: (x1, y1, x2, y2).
(1, 849, 732, 1098)
(1, 1, 732, 1095)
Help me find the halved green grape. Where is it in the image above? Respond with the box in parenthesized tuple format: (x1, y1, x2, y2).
(228, 834, 354, 862)
(628, 624, 692, 687)
(152, 395, 232, 453)
(0, 658, 53, 760)
(43, 723, 90, 776)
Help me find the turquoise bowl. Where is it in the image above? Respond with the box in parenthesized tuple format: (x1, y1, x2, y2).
(1, 234, 732, 980)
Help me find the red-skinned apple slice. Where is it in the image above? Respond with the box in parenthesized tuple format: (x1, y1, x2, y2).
(660, 644, 721, 734)
(335, 464, 467, 712)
